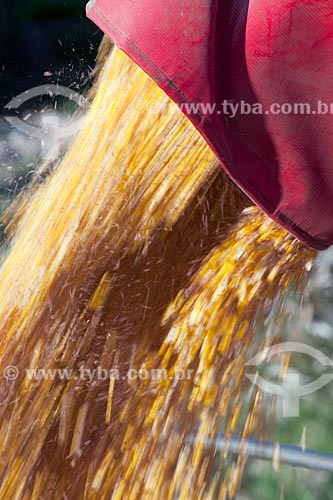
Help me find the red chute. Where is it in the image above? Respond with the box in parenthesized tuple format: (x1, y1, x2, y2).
(87, 0, 333, 250)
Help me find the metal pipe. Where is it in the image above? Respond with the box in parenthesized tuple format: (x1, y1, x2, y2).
(214, 436, 333, 473)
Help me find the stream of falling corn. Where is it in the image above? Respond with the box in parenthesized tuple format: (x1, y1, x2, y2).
(0, 41, 316, 499)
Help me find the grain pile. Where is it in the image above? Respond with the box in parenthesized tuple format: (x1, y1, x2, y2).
(0, 42, 316, 499)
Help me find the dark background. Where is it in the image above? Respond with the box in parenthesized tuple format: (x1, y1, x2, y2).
(0, 0, 103, 208)
(0, 0, 103, 107)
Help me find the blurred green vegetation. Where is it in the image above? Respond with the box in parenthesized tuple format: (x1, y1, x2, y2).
(239, 285, 333, 499)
